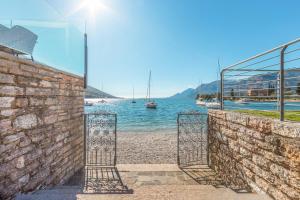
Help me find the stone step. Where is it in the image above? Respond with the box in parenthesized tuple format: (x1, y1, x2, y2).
(16, 186, 82, 200)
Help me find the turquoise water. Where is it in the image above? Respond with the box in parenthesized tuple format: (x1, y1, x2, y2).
(85, 98, 300, 133)
(85, 98, 207, 133)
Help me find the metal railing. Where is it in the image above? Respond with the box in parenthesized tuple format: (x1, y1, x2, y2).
(220, 38, 300, 121)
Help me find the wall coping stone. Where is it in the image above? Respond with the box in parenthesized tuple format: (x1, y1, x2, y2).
(208, 109, 300, 138)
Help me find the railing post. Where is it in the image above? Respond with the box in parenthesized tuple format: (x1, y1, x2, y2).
(220, 70, 225, 110)
(84, 114, 87, 165)
(177, 114, 180, 166)
(280, 45, 288, 121)
(84, 33, 88, 89)
(114, 114, 117, 166)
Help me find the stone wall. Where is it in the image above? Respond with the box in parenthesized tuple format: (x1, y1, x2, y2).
(0, 52, 84, 199)
(208, 110, 300, 200)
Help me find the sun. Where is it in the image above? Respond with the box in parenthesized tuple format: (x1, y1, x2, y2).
(68, 0, 111, 19)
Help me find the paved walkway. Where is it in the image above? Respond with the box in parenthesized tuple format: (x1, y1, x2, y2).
(17, 164, 272, 200)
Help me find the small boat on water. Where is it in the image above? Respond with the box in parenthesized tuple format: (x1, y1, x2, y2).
(236, 98, 251, 104)
(205, 98, 220, 109)
(196, 99, 206, 106)
(145, 70, 157, 109)
(98, 99, 107, 104)
(205, 102, 220, 109)
(85, 101, 93, 106)
(132, 87, 136, 103)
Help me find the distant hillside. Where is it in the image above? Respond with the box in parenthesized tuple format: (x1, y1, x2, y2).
(170, 70, 300, 99)
(85, 86, 118, 98)
(171, 88, 196, 99)
(170, 81, 220, 99)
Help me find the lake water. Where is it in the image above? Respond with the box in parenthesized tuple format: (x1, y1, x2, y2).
(85, 98, 207, 133)
(85, 98, 300, 133)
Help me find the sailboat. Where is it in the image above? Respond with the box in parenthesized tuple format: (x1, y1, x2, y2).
(145, 70, 157, 109)
(206, 59, 221, 109)
(132, 87, 136, 103)
(196, 81, 206, 106)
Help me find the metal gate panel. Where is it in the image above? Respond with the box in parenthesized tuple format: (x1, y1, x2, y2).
(85, 112, 117, 166)
(177, 112, 208, 167)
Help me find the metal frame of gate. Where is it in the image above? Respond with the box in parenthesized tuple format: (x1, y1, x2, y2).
(84, 112, 117, 167)
(83, 112, 132, 194)
(177, 112, 208, 167)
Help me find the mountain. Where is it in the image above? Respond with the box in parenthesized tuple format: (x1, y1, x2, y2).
(170, 81, 220, 99)
(170, 70, 300, 99)
(85, 85, 118, 98)
(171, 88, 196, 99)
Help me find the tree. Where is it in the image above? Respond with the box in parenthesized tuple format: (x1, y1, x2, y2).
(297, 82, 300, 95)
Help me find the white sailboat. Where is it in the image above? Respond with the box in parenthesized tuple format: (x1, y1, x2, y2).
(196, 81, 206, 106)
(132, 87, 136, 103)
(145, 70, 157, 109)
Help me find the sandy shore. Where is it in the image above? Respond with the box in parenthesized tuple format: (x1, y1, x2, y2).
(117, 132, 177, 164)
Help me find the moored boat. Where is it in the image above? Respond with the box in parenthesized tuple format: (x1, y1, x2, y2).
(132, 87, 136, 103)
(196, 99, 206, 106)
(145, 70, 157, 109)
(85, 101, 93, 106)
(236, 98, 251, 104)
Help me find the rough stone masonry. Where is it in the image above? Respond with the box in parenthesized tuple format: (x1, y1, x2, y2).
(208, 109, 300, 200)
(0, 52, 84, 199)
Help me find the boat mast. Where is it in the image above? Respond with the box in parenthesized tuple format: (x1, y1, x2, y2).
(148, 70, 151, 101)
(133, 87, 135, 100)
(217, 58, 221, 101)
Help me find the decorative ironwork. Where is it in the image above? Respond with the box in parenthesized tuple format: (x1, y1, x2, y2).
(177, 112, 208, 167)
(85, 112, 117, 166)
(83, 112, 133, 194)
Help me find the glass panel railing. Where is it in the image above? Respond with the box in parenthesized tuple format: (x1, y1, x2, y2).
(0, 0, 84, 76)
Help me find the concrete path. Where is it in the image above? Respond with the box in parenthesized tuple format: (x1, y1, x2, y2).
(17, 164, 272, 200)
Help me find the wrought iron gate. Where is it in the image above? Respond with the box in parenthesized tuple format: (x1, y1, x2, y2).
(177, 112, 208, 167)
(84, 112, 117, 166)
(83, 112, 131, 194)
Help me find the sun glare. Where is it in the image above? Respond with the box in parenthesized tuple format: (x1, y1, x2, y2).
(67, 0, 112, 19)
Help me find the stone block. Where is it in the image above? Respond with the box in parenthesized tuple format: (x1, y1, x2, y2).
(19, 135, 31, 147)
(17, 76, 39, 87)
(0, 58, 19, 69)
(44, 114, 58, 124)
(3, 132, 24, 144)
(272, 121, 300, 138)
(1, 108, 18, 117)
(15, 156, 25, 169)
(20, 64, 37, 73)
(269, 164, 297, 183)
(18, 174, 30, 186)
(13, 114, 37, 129)
(26, 87, 52, 96)
(15, 97, 28, 108)
(29, 97, 44, 106)
(0, 72, 14, 84)
(45, 97, 57, 105)
(0, 118, 12, 132)
(252, 154, 270, 170)
(0, 85, 23, 96)
(0, 97, 15, 108)
(268, 186, 290, 200)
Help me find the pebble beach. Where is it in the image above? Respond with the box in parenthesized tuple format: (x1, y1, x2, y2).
(117, 132, 177, 164)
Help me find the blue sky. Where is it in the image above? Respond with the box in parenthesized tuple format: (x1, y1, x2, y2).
(1, 0, 300, 97)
